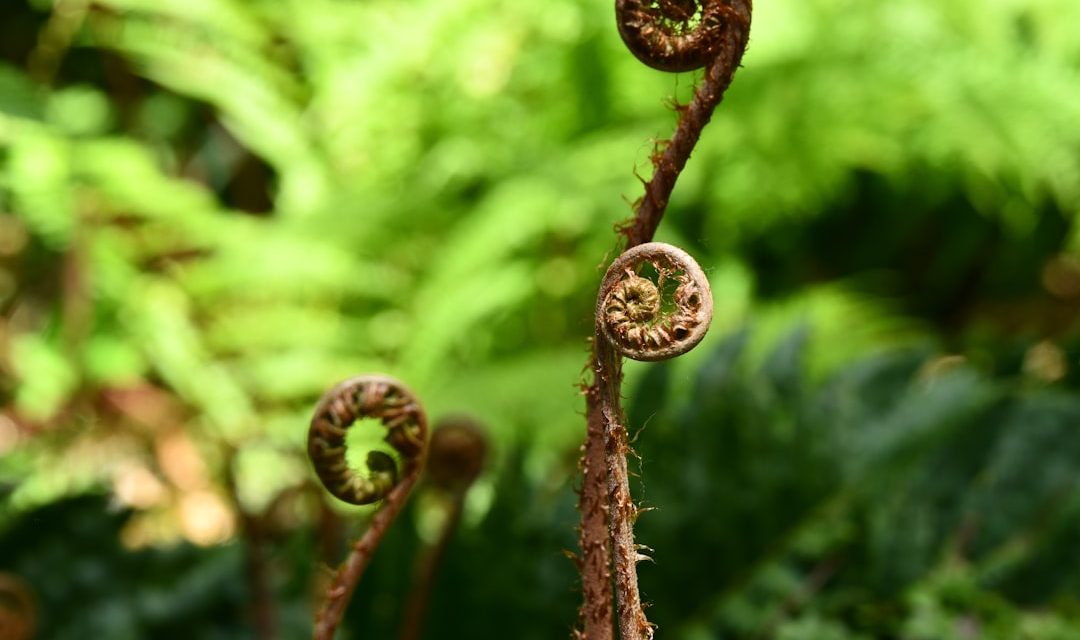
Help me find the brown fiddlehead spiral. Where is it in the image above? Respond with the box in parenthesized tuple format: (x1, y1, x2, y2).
(309, 374, 428, 640)
(598, 242, 713, 362)
(619, 0, 752, 247)
(308, 375, 426, 505)
(423, 416, 489, 495)
(616, 0, 739, 72)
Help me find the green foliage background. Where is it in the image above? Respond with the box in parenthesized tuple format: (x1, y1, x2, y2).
(2, 0, 1080, 637)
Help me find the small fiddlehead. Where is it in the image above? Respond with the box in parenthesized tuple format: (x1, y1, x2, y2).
(616, 0, 738, 72)
(308, 375, 427, 505)
(424, 416, 489, 495)
(598, 242, 713, 362)
(308, 374, 428, 640)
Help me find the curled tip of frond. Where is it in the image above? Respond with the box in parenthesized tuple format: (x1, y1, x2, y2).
(597, 242, 713, 362)
(615, 0, 749, 73)
(307, 374, 428, 506)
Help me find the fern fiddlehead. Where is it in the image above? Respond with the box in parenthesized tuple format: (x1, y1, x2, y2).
(423, 416, 489, 494)
(599, 242, 713, 362)
(618, 0, 752, 247)
(616, 0, 738, 72)
(308, 375, 427, 505)
(576, 2, 750, 639)
(308, 375, 428, 640)
(586, 244, 714, 640)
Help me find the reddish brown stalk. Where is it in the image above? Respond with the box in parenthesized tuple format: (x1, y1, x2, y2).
(623, 1, 753, 249)
(313, 469, 421, 640)
(577, 2, 751, 639)
(577, 383, 616, 640)
(597, 336, 652, 640)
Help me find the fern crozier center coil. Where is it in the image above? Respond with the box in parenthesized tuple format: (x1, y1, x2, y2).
(598, 242, 713, 361)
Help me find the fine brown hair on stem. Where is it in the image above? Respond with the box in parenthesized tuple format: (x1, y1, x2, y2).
(593, 244, 714, 640)
(576, 2, 751, 639)
(399, 417, 489, 640)
(308, 374, 428, 640)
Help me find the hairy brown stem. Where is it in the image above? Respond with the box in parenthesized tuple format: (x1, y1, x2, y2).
(577, 2, 750, 638)
(598, 337, 653, 640)
(578, 378, 616, 640)
(622, 1, 752, 248)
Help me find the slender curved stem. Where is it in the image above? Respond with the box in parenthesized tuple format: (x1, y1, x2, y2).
(313, 462, 421, 640)
(622, 1, 753, 249)
(577, 3, 751, 638)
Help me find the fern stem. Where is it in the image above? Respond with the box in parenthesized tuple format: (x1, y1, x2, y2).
(313, 471, 421, 640)
(621, 0, 753, 249)
(577, 2, 751, 638)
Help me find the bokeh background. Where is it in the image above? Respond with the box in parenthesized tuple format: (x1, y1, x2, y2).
(2, 0, 1080, 638)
